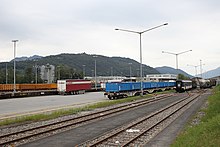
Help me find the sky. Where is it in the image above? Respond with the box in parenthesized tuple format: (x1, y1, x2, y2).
(0, 0, 219, 76)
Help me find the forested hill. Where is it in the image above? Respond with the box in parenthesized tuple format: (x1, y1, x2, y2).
(38, 53, 159, 76)
(0, 53, 159, 83)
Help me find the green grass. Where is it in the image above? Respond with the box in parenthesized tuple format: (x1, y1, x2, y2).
(0, 92, 157, 126)
(171, 85, 220, 147)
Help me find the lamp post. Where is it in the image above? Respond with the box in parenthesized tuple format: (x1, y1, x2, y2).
(136, 68, 139, 77)
(91, 70, 94, 77)
(115, 23, 168, 96)
(45, 63, 51, 84)
(93, 56, 97, 90)
(82, 65, 86, 78)
(128, 63, 132, 78)
(162, 50, 192, 70)
(34, 64, 39, 84)
(12, 40, 18, 93)
(111, 67, 113, 77)
(57, 66, 60, 80)
(187, 64, 199, 77)
(6, 63, 8, 84)
(200, 60, 203, 78)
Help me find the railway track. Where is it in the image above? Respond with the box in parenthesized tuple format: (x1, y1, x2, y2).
(0, 93, 174, 146)
(78, 93, 200, 146)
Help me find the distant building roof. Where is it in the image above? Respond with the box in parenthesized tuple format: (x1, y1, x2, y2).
(145, 74, 177, 82)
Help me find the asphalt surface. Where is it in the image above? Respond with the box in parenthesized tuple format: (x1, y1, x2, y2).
(21, 93, 189, 147)
(0, 92, 107, 119)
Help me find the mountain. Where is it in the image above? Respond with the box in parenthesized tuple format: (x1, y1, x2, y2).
(155, 66, 193, 78)
(28, 55, 43, 60)
(35, 53, 159, 76)
(0, 53, 159, 83)
(11, 55, 43, 62)
(201, 67, 220, 79)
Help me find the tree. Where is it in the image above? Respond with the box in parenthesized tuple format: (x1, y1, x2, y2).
(24, 67, 34, 83)
(0, 69, 5, 84)
(178, 74, 190, 80)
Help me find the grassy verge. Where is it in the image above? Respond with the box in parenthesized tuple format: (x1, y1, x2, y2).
(0, 92, 159, 126)
(171, 85, 220, 147)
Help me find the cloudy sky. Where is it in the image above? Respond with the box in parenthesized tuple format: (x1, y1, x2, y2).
(0, 0, 219, 75)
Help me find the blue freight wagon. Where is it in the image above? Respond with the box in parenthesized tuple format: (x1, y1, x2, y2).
(105, 81, 175, 99)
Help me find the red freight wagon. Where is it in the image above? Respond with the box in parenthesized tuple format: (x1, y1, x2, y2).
(57, 79, 92, 95)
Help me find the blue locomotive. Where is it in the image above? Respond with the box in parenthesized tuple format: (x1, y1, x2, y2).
(105, 81, 175, 99)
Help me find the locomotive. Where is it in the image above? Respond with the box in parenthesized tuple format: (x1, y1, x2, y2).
(175, 78, 216, 93)
(175, 80, 192, 92)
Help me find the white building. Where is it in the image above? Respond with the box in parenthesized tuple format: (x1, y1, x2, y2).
(40, 64, 55, 83)
(210, 76, 220, 86)
(145, 74, 177, 82)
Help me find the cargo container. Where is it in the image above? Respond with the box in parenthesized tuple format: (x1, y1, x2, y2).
(57, 79, 92, 95)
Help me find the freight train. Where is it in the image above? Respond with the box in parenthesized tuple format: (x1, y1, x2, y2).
(175, 78, 216, 93)
(105, 81, 176, 99)
(0, 79, 101, 94)
(192, 77, 216, 89)
(0, 78, 216, 96)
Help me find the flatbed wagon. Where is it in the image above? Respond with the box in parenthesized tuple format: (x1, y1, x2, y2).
(105, 81, 175, 99)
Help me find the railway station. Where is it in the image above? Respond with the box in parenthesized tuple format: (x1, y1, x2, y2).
(0, 0, 220, 146)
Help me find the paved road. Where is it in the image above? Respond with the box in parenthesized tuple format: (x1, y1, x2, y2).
(0, 92, 107, 119)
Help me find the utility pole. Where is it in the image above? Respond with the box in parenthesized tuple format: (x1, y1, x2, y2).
(12, 40, 18, 93)
(5, 63, 8, 84)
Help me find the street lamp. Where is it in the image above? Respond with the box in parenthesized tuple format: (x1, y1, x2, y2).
(162, 50, 192, 70)
(111, 67, 113, 77)
(187, 64, 199, 77)
(34, 64, 39, 84)
(93, 56, 98, 90)
(115, 23, 168, 96)
(82, 65, 86, 78)
(136, 68, 140, 77)
(5, 63, 8, 84)
(128, 63, 132, 78)
(200, 60, 204, 78)
(12, 40, 18, 93)
(91, 70, 94, 77)
(45, 63, 51, 84)
(57, 66, 61, 80)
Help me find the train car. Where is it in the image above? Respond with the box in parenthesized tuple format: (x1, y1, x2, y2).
(91, 81, 101, 91)
(192, 77, 216, 89)
(57, 79, 92, 95)
(0, 84, 18, 91)
(105, 81, 175, 99)
(0, 84, 57, 92)
(19, 84, 57, 91)
(175, 80, 192, 92)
